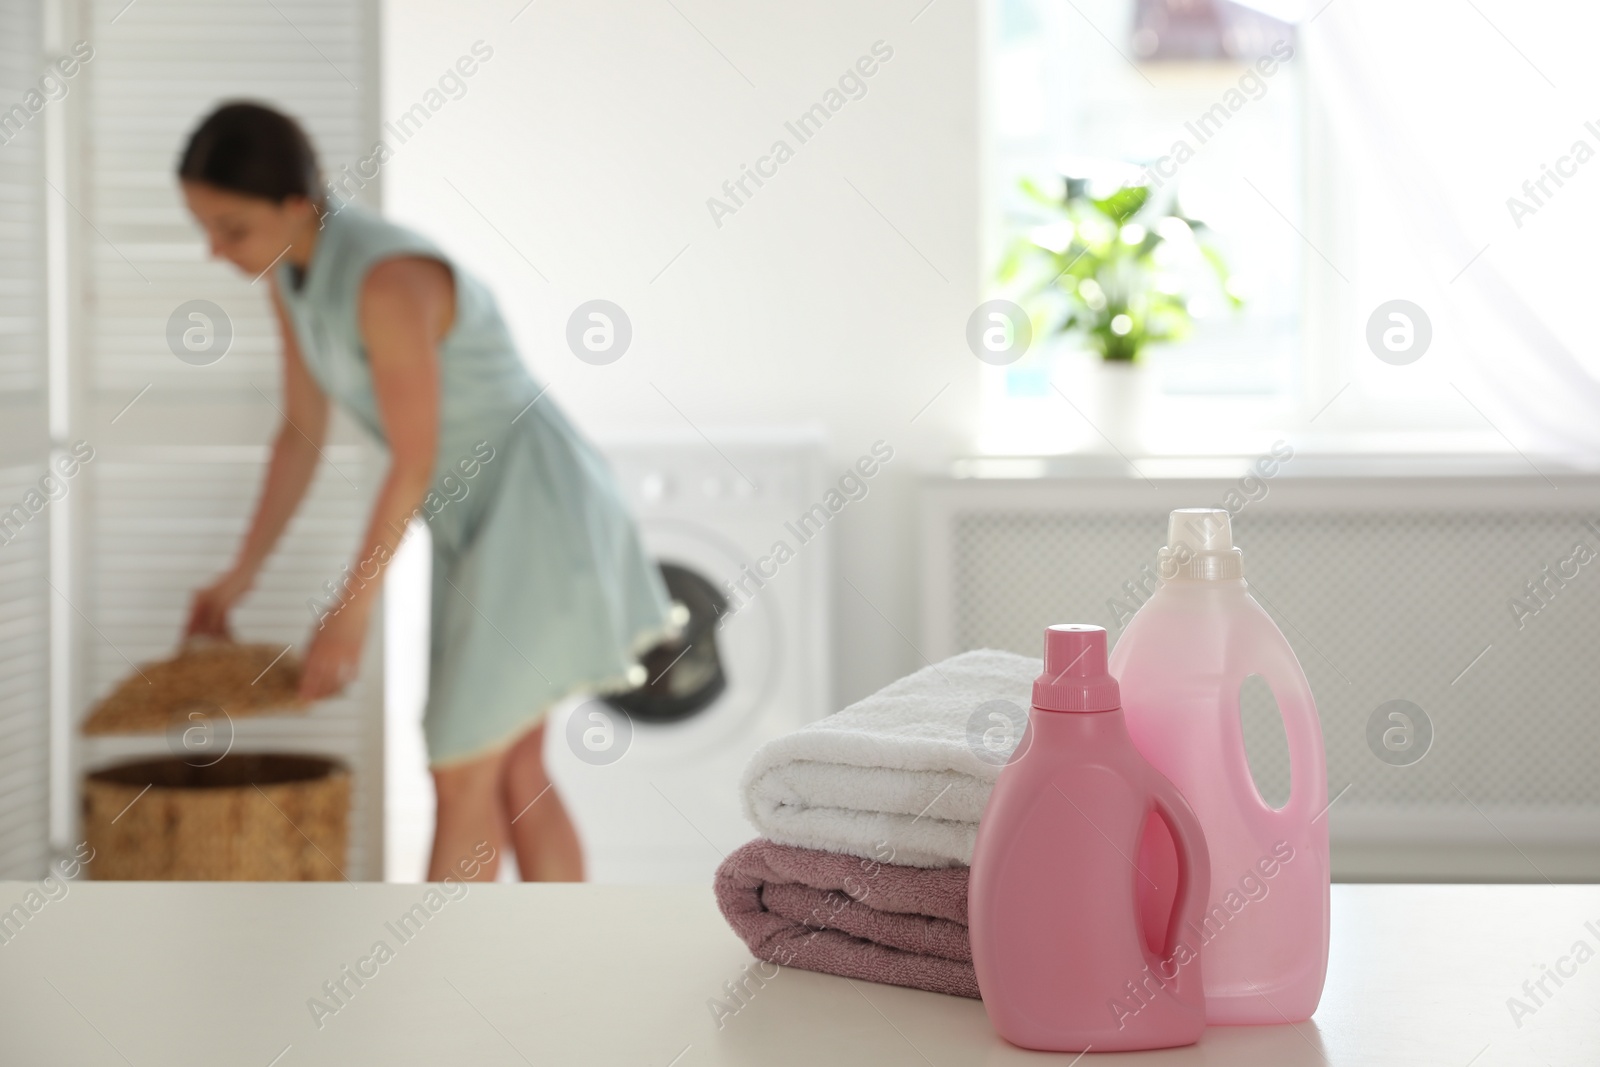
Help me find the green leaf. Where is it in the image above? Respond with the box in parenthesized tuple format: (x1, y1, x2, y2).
(1089, 184, 1149, 223)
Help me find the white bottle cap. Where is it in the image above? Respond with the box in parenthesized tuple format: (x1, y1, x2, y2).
(1158, 508, 1244, 581)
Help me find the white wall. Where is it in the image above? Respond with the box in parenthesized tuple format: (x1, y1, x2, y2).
(378, 0, 981, 706)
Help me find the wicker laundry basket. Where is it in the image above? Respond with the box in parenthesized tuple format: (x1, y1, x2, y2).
(83, 754, 350, 881)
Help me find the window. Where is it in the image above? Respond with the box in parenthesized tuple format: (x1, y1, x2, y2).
(979, 0, 1535, 458)
(984, 0, 1303, 455)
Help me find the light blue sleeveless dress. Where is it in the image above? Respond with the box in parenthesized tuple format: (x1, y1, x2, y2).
(275, 203, 676, 767)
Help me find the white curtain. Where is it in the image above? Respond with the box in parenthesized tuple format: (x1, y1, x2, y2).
(1300, 0, 1600, 457)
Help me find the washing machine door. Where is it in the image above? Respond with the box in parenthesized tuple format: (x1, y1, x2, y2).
(605, 517, 783, 761)
(605, 563, 727, 724)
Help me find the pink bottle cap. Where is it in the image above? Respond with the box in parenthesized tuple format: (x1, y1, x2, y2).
(1033, 624, 1121, 713)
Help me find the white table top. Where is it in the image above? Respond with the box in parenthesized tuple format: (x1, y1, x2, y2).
(0, 881, 1594, 1065)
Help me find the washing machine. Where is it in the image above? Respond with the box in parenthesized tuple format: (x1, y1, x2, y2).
(545, 428, 832, 883)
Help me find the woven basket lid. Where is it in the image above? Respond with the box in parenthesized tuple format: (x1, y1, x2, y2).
(80, 634, 310, 736)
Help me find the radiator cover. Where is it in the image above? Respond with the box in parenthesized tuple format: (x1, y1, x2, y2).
(920, 467, 1600, 879)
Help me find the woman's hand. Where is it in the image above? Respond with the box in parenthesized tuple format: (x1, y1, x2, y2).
(184, 568, 255, 640)
(298, 604, 371, 701)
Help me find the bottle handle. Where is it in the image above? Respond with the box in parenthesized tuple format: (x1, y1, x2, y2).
(1255, 658, 1327, 829)
(1148, 778, 1211, 967)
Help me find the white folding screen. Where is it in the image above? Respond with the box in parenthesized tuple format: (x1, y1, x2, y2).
(65, 0, 386, 877)
(0, 0, 52, 879)
(84, 0, 373, 397)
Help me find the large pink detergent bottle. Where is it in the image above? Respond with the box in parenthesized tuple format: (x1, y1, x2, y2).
(969, 624, 1211, 1053)
(1110, 508, 1330, 1024)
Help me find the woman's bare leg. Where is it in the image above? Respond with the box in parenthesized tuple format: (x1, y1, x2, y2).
(501, 720, 585, 881)
(429, 749, 509, 881)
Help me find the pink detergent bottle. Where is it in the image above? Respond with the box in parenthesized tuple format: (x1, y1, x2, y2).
(969, 624, 1211, 1053)
(1110, 508, 1330, 1024)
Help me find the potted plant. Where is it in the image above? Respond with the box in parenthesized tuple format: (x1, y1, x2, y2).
(994, 171, 1239, 450)
(999, 173, 1239, 364)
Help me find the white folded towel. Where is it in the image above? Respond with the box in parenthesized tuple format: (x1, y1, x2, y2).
(740, 649, 1041, 868)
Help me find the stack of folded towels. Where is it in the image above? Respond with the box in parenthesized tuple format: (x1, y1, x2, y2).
(714, 648, 1040, 999)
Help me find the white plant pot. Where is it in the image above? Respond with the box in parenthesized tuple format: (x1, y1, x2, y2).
(1090, 360, 1148, 454)
(1052, 351, 1150, 455)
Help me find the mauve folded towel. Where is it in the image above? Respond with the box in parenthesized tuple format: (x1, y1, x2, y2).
(714, 838, 978, 999)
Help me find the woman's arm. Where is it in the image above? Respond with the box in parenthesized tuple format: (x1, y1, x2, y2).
(185, 278, 330, 638)
(297, 256, 450, 700)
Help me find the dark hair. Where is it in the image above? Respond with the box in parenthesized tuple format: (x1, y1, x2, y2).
(178, 101, 324, 207)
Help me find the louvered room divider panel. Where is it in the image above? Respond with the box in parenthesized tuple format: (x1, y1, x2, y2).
(76, 0, 384, 876)
(86, 0, 373, 394)
(0, 468, 49, 879)
(0, 0, 50, 880)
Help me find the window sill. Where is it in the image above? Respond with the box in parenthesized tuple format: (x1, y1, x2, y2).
(950, 448, 1583, 482)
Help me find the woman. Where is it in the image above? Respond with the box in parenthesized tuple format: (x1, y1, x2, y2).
(177, 102, 677, 881)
